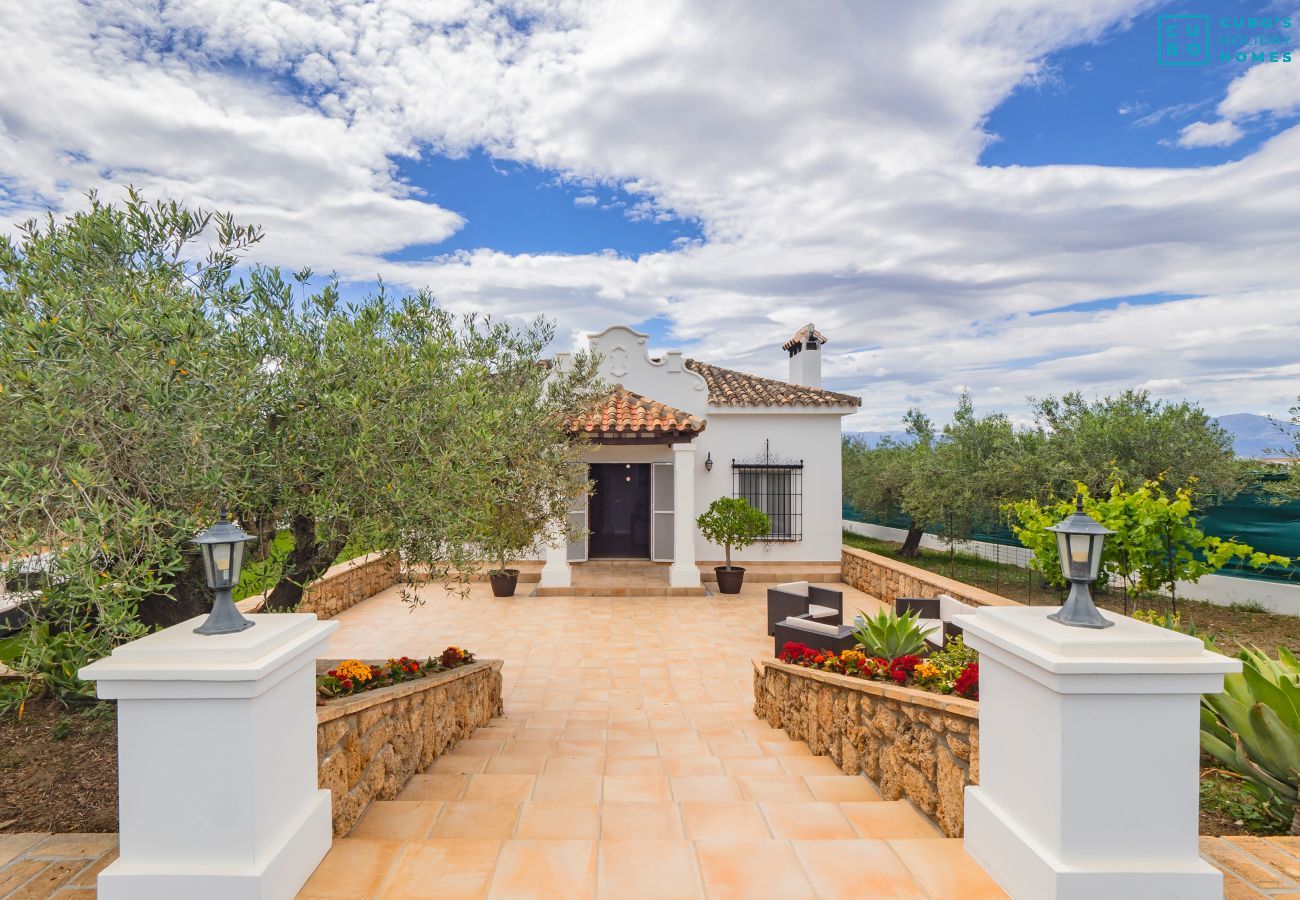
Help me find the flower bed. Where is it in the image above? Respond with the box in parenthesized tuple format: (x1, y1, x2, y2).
(776, 638, 979, 700)
(317, 646, 475, 698)
(316, 654, 502, 836)
(754, 655, 978, 837)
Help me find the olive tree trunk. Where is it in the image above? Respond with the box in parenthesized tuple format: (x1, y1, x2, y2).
(899, 525, 924, 558)
(262, 514, 348, 612)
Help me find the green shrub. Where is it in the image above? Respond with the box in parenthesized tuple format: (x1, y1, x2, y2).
(696, 497, 769, 569)
(850, 608, 929, 661)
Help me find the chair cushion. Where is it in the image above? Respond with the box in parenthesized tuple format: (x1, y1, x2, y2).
(781, 616, 841, 636)
(808, 604, 839, 618)
(774, 581, 810, 597)
(919, 618, 944, 645)
(939, 594, 978, 621)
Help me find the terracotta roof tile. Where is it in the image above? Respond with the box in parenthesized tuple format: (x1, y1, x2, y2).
(781, 324, 828, 352)
(684, 359, 860, 408)
(567, 385, 707, 437)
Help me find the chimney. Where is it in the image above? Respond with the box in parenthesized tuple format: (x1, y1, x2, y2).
(783, 323, 824, 388)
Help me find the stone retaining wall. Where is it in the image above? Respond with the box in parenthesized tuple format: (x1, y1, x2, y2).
(753, 657, 978, 837)
(841, 545, 1020, 609)
(243, 551, 402, 619)
(316, 659, 504, 836)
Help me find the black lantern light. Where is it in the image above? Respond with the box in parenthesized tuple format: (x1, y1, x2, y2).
(192, 508, 257, 636)
(704, 452, 713, 473)
(1046, 497, 1114, 629)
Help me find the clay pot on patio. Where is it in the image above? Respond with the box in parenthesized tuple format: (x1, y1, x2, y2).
(489, 569, 519, 597)
(714, 566, 745, 594)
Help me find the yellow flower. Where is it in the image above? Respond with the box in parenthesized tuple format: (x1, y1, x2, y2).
(914, 662, 941, 680)
(334, 660, 374, 683)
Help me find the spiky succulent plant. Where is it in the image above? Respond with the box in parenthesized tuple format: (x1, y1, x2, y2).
(850, 607, 930, 661)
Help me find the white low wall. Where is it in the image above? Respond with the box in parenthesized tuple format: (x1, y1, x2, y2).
(843, 519, 1300, 617)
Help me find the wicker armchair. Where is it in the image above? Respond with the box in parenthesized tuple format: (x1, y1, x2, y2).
(766, 581, 844, 635)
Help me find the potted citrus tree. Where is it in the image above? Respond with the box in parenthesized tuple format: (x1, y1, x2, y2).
(696, 497, 770, 593)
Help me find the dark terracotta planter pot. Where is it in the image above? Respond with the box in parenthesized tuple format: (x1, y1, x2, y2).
(714, 566, 745, 594)
(489, 569, 519, 597)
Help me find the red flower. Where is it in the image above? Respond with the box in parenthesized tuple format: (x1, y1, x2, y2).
(340, 678, 353, 690)
(778, 642, 811, 663)
(954, 662, 979, 700)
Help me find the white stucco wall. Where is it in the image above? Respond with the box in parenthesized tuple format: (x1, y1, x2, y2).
(557, 326, 851, 563)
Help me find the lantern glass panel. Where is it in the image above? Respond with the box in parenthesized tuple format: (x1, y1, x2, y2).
(1056, 532, 1088, 581)
(212, 543, 233, 588)
(200, 544, 216, 587)
(1087, 533, 1105, 581)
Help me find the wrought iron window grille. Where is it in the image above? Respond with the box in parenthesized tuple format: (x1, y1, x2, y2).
(731, 439, 803, 542)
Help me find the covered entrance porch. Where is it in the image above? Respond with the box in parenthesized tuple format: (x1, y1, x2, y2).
(545, 386, 706, 592)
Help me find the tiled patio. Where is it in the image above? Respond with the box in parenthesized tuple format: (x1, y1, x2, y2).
(296, 578, 1009, 899)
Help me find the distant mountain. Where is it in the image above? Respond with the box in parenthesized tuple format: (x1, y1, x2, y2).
(843, 431, 905, 447)
(1212, 413, 1298, 459)
(847, 414, 1296, 459)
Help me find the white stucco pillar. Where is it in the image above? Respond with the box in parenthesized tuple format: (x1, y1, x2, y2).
(539, 528, 571, 588)
(955, 606, 1239, 900)
(670, 442, 700, 588)
(79, 614, 338, 900)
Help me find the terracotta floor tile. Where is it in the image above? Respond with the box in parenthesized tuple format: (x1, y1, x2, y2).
(533, 774, 603, 803)
(597, 840, 704, 899)
(679, 802, 772, 840)
(68, 848, 118, 886)
(515, 802, 602, 840)
(605, 740, 659, 758)
(841, 802, 942, 839)
(485, 755, 548, 775)
(431, 803, 522, 840)
(793, 839, 927, 898)
(759, 802, 858, 839)
(777, 756, 844, 776)
(352, 801, 444, 840)
(736, 775, 815, 803)
(27, 834, 117, 859)
(544, 756, 607, 775)
(601, 775, 673, 802)
(457, 739, 507, 756)
(670, 775, 742, 802)
(379, 840, 501, 900)
(603, 757, 666, 776)
(694, 840, 816, 900)
(398, 773, 470, 801)
(662, 756, 725, 776)
(8, 858, 84, 898)
(0, 834, 46, 868)
(298, 838, 405, 899)
(554, 741, 605, 758)
(888, 839, 1009, 899)
(599, 802, 684, 840)
(0, 859, 49, 895)
(464, 775, 538, 803)
(759, 740, 812, 757)
(429, 754, 490, 775)
(501, 740, 557, 758)
(488, 840, 596, 900)
(803, 775, 882, 802)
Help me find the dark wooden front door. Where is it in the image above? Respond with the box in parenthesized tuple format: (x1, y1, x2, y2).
(588, 463, 651, 558)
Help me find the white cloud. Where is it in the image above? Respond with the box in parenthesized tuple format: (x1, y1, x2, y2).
(1, 0, 1298, 435)
(573, 194, 598, 207)
(1175, 119, 1245, 148)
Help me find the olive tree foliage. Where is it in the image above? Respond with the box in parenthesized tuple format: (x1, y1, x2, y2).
(1028, 390, 1247, 505)
(239, 269, 603, 609)
(842, 409, 934, 557)
(0, 192, 265, 700)
(0, 192, 604, 703)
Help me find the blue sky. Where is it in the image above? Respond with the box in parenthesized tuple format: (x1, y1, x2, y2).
(3, 1, 1299, 430)
(983, 2, 1298, 167)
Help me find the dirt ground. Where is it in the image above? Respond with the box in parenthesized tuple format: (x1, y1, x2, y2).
(0, 698, 118, 833)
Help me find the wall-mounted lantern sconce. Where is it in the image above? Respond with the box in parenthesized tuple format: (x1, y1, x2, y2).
(704, 452, 713, 473)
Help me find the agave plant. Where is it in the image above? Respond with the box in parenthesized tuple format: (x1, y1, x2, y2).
(1201, 645, 1300, 834)
(850, 607, 929, 661)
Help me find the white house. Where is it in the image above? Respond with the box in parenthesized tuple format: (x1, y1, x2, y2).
(544, 324, 860, 588)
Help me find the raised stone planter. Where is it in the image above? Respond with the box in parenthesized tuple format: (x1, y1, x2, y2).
(316, 658, 503, 836)
(753, 657, 978, 837)
(241, 551, 402, 620)
(841, 545, 1020, 610)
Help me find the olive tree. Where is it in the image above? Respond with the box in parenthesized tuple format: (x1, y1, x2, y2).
(0, 191, 604, 704)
